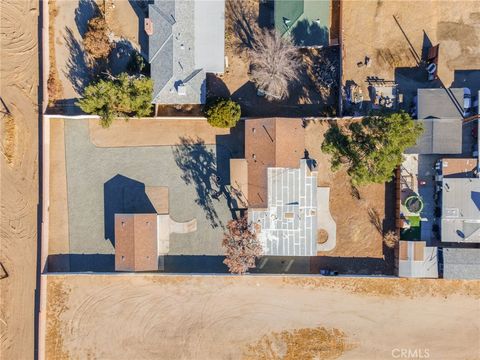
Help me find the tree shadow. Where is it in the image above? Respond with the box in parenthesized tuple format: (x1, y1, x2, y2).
(109, 38, 137, 76)
(173, 137, 235, 228)
(291, 19, 329, 47)
(63, 26, 91, 94)
(104, 174, 156, 247)
(206, 73, 231, 99)
(74, 0, 99, 37)
(226, 0, 259, 52)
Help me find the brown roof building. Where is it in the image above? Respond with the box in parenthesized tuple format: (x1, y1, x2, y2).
(115, 214, 159, 272)
(232, 118, 304, 208)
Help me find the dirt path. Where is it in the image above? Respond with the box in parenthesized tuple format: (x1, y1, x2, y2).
(89, 118, 230, 147)
(46, 275, 480, 360)
(0, 1, 39, 359)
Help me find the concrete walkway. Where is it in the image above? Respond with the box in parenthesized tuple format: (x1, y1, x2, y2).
(316, 187, 337, 252)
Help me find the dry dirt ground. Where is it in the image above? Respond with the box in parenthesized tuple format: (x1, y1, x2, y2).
(45, 274, 480, 360)
(305, 121, 392, 273)
(0, 0, 39, 359)
(342, 0, 480, 110)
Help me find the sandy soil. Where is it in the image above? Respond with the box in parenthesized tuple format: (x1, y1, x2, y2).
(305, 121, 388, 261)
(45, 274, 480, 360)
(342, 0, 480, 103)
(0, 1, 39, 359)
(89, 118, 230, 147)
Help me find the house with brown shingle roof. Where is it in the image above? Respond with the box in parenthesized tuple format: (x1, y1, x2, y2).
(115, 214, 159, 272)
(229, 118, 332, 256)
(232, 117, 305, 208)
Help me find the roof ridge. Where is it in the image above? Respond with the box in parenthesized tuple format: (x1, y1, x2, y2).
(150, 3, 176, 26)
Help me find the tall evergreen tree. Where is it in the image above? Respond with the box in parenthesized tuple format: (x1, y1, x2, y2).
(322, 112, 423, 185)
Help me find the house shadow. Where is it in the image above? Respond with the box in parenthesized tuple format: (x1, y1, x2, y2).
(104, 174, 156, 247)
(291, 19, 329, 47)
(128, 0, 150, 58)
(48, 254, 115, 272)
(310, 256, 392, 275)
(451, 69, 480, 96)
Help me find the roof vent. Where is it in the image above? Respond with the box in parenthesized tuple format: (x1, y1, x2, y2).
(177, 84, 187, 96)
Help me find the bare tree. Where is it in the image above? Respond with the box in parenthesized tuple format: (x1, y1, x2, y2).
(222, 216, 263, 274)
(249, 29, 302, 101)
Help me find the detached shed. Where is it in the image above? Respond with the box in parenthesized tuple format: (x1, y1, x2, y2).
(115, 214, 159, 272)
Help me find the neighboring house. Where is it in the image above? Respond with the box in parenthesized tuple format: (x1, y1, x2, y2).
(398, 241, 438, 278)
(441, 177, 480, 243)
(266, 0, 331, 47)
(115, 214, 159, 272)
(407, 88, 469, 154)
(147, 0, 225, 105)
(229, 118, 336, 256)
(442, 248, 480, 279)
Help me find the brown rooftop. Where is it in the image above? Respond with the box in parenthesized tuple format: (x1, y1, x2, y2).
(244, 118, 305, 208)
(115, 214, 158, 272)
(440, 158, 478, 178)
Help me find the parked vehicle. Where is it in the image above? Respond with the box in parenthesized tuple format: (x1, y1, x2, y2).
(319, 269, 339, 276)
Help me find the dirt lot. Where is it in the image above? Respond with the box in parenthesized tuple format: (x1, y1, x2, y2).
(305, 121, 393, 273)
(342, 0, 480, 113)
(0, 0, 39, 359)
(45, 274, 480, 360)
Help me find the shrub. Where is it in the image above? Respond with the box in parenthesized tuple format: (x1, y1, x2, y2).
(83, 15, 112, 61)
(204, 98, 241, 128)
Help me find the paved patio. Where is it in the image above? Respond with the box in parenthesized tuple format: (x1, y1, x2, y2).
(63, 119, 234, 267)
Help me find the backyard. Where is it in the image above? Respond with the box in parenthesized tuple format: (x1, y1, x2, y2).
(47, 118, 243, 271)
(209, 0, 339, 117)
(341, 0, 480, 115)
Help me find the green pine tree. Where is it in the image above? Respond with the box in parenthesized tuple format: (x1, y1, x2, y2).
(77, 73, 153, 128)
(321, 112, 423, 185)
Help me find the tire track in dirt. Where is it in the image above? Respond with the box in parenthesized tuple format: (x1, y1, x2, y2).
(0, 0, 39, 359)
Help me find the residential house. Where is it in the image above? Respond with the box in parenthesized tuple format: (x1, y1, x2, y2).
(229, 118, 335, 256)
(147, 0, 225, 105)
(265, 0, 331, 47)
(398, 240, 438, 278)
(407, 88, 468, 154)
(115, 214, 159, 272)
(442, 248, 480, 279)
(441, 177, 480, 243)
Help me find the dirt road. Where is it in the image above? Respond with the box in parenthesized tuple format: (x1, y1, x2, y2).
(46, 275, 480, 360)
(0, 1, 39, 359)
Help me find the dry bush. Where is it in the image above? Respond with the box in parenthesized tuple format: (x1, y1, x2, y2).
(48, 0, 63, 105)
(83, 14, 112, 61)
(222, 216, 262, 274)
(249, 29, 302, 101)
(245, 327, 349, 360)
(383, 230, 399, 248)
(1, 113, 16, 165)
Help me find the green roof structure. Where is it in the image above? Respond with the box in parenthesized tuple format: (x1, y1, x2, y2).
(274, 0, 331, 47)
